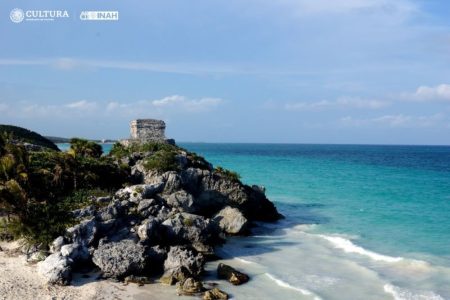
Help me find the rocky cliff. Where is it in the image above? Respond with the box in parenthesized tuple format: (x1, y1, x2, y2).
(37, 143, 282, 297)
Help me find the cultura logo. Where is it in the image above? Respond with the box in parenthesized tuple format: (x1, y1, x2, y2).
(10, 8, 25, 23)
(9, 9, 70, 22)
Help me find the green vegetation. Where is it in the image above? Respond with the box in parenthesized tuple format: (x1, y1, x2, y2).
(0, 133, 129, 246)
(110, 141, 211, 170)
(214, 166, 241, 182)
(68, 138, 103, 158)
(109, 141, 178, 159)
(0, 124, 59, 151)
(143, 149, 179, 172)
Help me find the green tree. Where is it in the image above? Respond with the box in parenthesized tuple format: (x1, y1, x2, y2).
(68, 138, 103, 159)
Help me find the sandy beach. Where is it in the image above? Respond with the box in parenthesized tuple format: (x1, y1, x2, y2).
(0, 241, 184, 300)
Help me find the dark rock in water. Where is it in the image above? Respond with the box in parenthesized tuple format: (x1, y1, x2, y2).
(124, 275, 152, 286)
(92, 240, 146, 279)
(203, 288, 229, 300)
(176, 277, 204, 296)
(37, 253, 72, 285)
(213, 206, 248, 235)
(217, 263, 249, 285)
(161, 246, 204, 284)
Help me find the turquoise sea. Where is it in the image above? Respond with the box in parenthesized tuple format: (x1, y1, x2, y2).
(59, 143, 450, 299)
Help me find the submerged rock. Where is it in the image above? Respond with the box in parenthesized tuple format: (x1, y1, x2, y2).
(217, 263, 249, 285)
(37, 253, 72, 285)
(92, 240, 146, 278)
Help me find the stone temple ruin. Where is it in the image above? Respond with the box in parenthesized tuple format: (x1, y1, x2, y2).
(121, 119, 175, 146)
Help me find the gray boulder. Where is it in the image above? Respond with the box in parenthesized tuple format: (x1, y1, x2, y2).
(115, 183, 164, 203)
(137, 219, 160, 243)
(213, 206, 248, 235)
(164, 190, 196, 213)
(60, 243, 89, 262)
(50, 236, 66, 254)
(72, 205, 95, 219)
(163, 246, 204, 279)
(162, 172, 183, 194)
(92, 239, 146, 278)
(162, 213, 213, 246)
(37, 253, 72, 285)
(66, 218, 97, 247)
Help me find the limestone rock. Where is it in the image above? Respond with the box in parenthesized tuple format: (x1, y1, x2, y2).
(164, 190, 195, 213)
(92, 240, 146, 278)
(176, 277, 204, 296)
(213, 206, 248, 235)
(217, 263, 249, 285)
(37, 253, 72, 285)
(162, 246, 204, 282)
(66, 218, 97, 247)
(137, 219, 160, 243)
(203, 288, 229, 300)
(50, 236, 66, 254)
(162, 213, 213, 246)
(60, 243, 89, 262)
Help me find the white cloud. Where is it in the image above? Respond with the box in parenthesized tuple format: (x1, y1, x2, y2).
(150, 95, 223, 112)
(4, 95, 223, 119)
(152, 95, 185, 107)
(340, 113, 445, 128)
(402, 84, 450, 102)
(65, 100, 98, 111)
(284, 97, 388, 111)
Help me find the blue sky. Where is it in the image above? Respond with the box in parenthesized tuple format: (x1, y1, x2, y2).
(0, 0, 450, 144)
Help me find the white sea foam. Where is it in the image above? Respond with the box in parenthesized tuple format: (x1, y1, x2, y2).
(318, 235, 404, 262)
(265, 273, 323, 300)
(384, 284, 445, 300)
(235, 257, 254, 264)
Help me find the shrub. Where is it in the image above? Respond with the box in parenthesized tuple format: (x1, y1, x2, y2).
(214, 166, 241, 182)
(109, 141, 178, 159)
(143, 150, 179, 172)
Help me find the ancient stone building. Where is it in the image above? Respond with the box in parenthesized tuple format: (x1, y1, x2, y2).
(121, 119, 174, 145)
(130, 119, 166, 141)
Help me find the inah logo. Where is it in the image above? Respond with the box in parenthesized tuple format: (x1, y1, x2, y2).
(10, 8, 25, 23)
(80, 11, 119, 21)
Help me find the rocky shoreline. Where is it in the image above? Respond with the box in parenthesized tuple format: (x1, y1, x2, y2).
(34, 145, 282, 298)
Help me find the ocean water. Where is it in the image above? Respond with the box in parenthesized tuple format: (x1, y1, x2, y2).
(58, 142, 450, 299)
(178, 143, 450, 300)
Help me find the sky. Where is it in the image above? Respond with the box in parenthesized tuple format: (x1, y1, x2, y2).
(0, 0, 450, 144)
